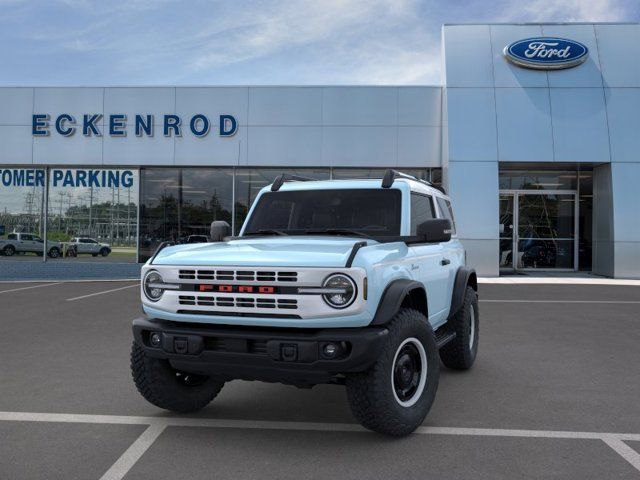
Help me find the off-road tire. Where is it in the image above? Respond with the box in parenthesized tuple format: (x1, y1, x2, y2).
(130, 341, 225, 413)
(100, 248, 109, 257)
(439, 286, 479, 370)
(48, 247, 60, 258)
(345, 308, 440, 436)
(3, 245, 15, 256)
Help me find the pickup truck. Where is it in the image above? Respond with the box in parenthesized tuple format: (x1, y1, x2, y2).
(65, 237, 111, 257)
(0, 232, 62, 258)
(130, 170, 479, 436)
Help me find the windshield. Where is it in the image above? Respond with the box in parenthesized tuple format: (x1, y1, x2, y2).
(243, 189, 401, 237)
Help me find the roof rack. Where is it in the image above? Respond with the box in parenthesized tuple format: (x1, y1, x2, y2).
(381, 169, 447, 194)
(271, 173, 316, 192)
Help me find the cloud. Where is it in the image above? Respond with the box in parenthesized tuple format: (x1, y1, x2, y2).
(0, 0, 638, 86)
(501, 0, 631, 22)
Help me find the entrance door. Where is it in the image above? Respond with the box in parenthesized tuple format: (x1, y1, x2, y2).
(499, 194, 515, 270)
(499, 191, 578, 271)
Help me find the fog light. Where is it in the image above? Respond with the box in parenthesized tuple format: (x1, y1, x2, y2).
(150, 332, 162, 347)
(323, 343, 338, 358)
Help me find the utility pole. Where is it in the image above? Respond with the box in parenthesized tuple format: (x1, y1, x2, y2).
(110, 186, 115, 245)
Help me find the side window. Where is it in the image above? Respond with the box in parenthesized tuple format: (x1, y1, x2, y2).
(437, 197, 456, 235)
(8, 234, 17, 240)
(410, 193, 435, 235)
(21, 234, 33, 241)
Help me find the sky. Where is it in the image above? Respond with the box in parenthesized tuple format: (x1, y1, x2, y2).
(0, 0, 639, 86)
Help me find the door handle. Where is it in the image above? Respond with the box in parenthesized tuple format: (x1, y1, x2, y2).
(441, 258, 451, 266)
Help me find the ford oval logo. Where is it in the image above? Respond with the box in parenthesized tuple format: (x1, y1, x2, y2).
(503, 37, 588, 70)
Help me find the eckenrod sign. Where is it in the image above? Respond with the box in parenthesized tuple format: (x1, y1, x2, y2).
(32, 113, 238, 138)
(503, 37, 589, 70)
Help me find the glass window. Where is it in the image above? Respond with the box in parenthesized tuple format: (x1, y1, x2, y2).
(436, 197, 456, 234)
(180, 169, 233, 241)
(244, 189, 402, 237)
(499, 170, 577, 190)
(332, 168, 430, 181)
(234, 168, 330, 235)
(578, 169, 593, 271)
(0, 168, 45, 259)
(47, 168, 139, 262)
(410, 193, 435, 234)
(139, 168, 233, 261)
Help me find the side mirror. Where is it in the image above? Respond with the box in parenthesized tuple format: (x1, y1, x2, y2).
(416, 219, 452, 243)
(210, 220, 231, 242)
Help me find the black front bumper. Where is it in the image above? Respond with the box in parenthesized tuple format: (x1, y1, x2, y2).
(133, 317, 389, 386)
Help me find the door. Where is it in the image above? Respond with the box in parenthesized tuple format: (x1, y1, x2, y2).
(499, 194, 515, 271)
(18, 234, 34, 252)
(408, 192, 450, 323)
(500, 191, 578, 271)
(516, 192, 576, 270)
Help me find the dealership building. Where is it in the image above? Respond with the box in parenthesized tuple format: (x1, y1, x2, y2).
(0, 22, 639, 278)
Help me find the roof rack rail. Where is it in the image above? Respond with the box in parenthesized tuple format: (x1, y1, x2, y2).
(271, 173, 315, 192)
(381, 169, 431, 188)
(381, 169, 447, 194)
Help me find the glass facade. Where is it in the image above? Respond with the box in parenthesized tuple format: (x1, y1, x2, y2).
(139, 167, 437, 260)
(2, 166, 439, 263)
(498, 165, 593, 272)
(1, 168, 138, 263)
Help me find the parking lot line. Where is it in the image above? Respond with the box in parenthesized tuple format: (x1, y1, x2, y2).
(2, 411, 640, 476)
(602, 436, 640, 472)
(480, 299, 640, 304)
(65, 284, 139, 302)
(0, 282, 61, 294)
(1, 410, 639, 441)
(98, 423, 167, 480)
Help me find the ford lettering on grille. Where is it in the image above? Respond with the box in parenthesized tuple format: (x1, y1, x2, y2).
(198, 284, 276, 294)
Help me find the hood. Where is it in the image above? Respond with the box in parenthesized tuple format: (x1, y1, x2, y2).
(151, 236, 370, 268)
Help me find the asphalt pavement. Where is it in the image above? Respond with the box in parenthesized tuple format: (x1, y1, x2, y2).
(1, 280, 639, 479)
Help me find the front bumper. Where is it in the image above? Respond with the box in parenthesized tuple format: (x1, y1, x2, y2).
(133, 317, 388, 386)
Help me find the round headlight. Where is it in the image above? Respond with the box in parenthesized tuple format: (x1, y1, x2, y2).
(322, 274, 356, 309)
(143, 270, 164, 302)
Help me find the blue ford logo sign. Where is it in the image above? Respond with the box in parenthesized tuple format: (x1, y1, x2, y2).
(503, 37, 588, 70)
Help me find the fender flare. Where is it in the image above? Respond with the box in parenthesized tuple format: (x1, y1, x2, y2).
(371, 279, 428, 326)
(448, 267, 477, 320)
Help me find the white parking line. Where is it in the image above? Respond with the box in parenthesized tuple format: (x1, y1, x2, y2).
(66, 284, 139, 302)
(1, 411, 639, 477)
(0, 282, 61, 294)
(602, 436, 640, 472)
(99, 423, 167, 480)
(480, 299, 640, 304)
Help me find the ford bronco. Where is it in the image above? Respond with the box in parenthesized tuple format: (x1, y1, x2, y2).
(131, 170, 478, 436)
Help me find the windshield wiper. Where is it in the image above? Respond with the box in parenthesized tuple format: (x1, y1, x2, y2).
(306, 229, 371, 239)
(243, 229, 288, 236)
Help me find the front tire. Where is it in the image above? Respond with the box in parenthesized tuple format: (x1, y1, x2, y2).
(345, 308, 440, 436)
(100, 248, 109, 257)
(439, 286, 479, 370)
(130, 341, 225, 413)
(48, 247, 60, 258)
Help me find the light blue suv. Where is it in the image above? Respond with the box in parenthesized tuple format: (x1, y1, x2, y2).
(131, 170, 478, 436)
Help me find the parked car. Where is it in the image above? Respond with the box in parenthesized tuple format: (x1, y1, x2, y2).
(130, 170, 479, 436)
(0, 232, 62, 258)
(66, 237, 111, 257)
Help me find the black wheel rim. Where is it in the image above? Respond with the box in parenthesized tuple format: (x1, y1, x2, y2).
(393, 343, 422, 403)
(175, 371, 208, 387)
